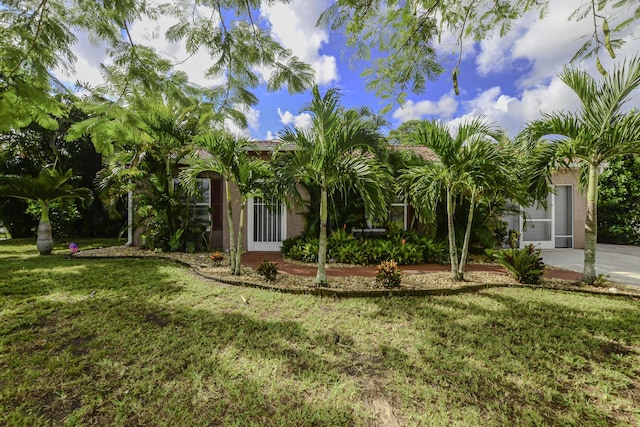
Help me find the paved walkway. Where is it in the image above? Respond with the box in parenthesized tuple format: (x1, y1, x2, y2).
(242, 252, 582, 281)
(542, 244, 640, 286)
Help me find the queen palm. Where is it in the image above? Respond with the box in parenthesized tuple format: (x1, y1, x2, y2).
(400, 118, 519, 281)
(524, 56, 640, 284)
(180, 132, 270, 275)
(275, 86, 389, 287)
(0, 168, 92, 254)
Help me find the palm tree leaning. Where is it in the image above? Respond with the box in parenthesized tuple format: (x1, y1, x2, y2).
(524, 55, 640, 284)
(400, 118, 519, 281)
(274, 86, 389, 287)
(0, 168, 93, 254)
(180, 132, 270, 275)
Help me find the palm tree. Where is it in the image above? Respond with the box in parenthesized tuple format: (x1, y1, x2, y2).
(0, 168, 92, 254)
(400, 118, 519, 280)
(274, 86, 389, 287)
(180, 132, 270, 275)
(524, 55, 640, 283)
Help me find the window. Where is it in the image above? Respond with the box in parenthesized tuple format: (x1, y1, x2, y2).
(389, 197, 407, 230)
(173, 178, 211, 230)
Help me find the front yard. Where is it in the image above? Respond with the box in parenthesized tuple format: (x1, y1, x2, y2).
(1, 239, 639, 426)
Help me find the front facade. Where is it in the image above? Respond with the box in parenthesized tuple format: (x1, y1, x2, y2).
(504, 169, 587, 249)
(133, 144, 587, 252)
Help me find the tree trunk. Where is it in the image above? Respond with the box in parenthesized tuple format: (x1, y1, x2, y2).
(446, 187, 461, 280)
(225, 179, 236, 274)
(37, 205, 53, 255)
(583, 163, 599, 283)
(315, 185, 328, 287)
(458, 195, 476, 279)
(234, 203, 245, 276)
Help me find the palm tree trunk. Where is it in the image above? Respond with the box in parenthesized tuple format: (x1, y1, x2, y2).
(234, 203, 245, 275)
(446, 187, 460, 280)
(37, 203, 54, 255)
(225, 179, 236, 274)
(583, 162, 598, 283)
(458, 196, 476, 279)
(315, 185, 328, 287)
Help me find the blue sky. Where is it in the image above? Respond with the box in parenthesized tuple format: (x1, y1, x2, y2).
(54, 0, 640, 140)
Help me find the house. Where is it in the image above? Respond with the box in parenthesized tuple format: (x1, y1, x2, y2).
(504, 168, 587, 249)
(131, 142, 587, 251)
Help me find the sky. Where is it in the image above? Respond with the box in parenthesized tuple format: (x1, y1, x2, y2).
(54, 0, 640, 141)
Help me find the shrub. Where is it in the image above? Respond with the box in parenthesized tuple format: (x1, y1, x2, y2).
(257, 260, 278, 282)
(490, 244, 544, 284)
(283, 230, 449, 266)
(375, 260, 403, 288)
(210, 251, 225, 265)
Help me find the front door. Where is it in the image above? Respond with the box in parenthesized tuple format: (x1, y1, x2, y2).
(248, 196, 286, 251)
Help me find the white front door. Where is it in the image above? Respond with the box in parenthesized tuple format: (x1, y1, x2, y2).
(521, 192, 554, 249)
(247, 196, 286, 251)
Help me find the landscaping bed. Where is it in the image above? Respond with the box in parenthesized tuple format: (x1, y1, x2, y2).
(75, 245, 640, 298)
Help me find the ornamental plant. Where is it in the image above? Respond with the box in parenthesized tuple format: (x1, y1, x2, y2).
(375, 260, 403, 288)
(257, 260, 278, 282)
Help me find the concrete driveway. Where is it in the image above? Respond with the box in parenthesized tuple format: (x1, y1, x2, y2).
(541, 244, 640, 286)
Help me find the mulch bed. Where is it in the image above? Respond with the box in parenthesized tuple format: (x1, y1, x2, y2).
(74, 246, 640, 298)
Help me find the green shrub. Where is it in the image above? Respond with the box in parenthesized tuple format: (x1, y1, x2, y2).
(375, 260, 403, 288)
(257, 260, 278, 282)
(283, 230, 449, 266)
(490, 244, 544, 284)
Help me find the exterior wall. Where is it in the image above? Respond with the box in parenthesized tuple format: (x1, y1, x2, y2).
(551, 169, 587, 249)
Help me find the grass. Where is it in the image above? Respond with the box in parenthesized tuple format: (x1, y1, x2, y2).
(1, 238, 639, 426)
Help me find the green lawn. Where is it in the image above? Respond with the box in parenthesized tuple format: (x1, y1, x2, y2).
(1, 239, 639, 426)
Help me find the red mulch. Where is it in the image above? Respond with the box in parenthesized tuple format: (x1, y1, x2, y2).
(241, 251, 582, 281)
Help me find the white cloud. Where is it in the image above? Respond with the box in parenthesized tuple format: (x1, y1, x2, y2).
(261, 0, 338, 85)
(391, 93, 459, 122)
(277, 108, 313, 129)
(448, 78, 580, 135)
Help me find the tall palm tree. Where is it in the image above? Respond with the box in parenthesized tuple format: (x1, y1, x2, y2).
(400, 118, 519, 280)
(524, 56, 640, 283)
(180, 133, 270, 275)
(274, 86, 389, 287)
(0, 168, 92, 254)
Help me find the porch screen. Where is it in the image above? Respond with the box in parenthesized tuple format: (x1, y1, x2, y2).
(252, 197, 283, 243)
(554, 185, 573, 248)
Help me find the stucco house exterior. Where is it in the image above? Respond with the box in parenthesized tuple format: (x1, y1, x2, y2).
(132, 142, 587, 251)
(504, 169, 587, 249)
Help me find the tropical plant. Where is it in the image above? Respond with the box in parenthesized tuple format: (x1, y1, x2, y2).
(375, 260, 403, 288)
(489, 244, 545, 285)
(598, 155, 640, 245)
(523, 55, 640, 283)
(256, 260, 278, 282)
(180, 133, 270, 275)
(0, 168, 92, 254)
(273, 86, 390, 286)
(1, 0, 314, 133)
(400, 118, 523, 280)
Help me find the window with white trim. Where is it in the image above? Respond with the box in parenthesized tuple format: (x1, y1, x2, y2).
(389, 197, 407, 230)
(173, 178, 211, 230)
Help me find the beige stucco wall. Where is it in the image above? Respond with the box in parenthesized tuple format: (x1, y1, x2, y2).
(551, 169, 587, 249)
